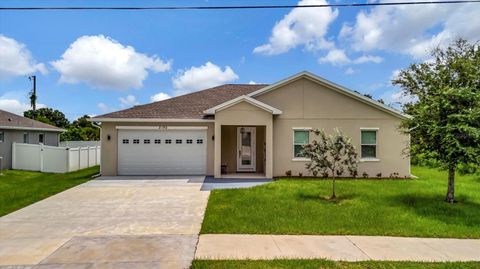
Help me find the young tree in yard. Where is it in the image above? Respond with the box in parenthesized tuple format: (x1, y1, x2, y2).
(392, 38, 480, 203)
(303, 128, 358, 199)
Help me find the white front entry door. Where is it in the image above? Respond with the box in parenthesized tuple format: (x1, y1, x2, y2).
(117, 129, 207, 175)
(237, 127, 256, 172)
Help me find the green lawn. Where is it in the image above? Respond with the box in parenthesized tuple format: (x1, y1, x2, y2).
(201, 166, 480, 238)
(0, 166, 99, 216)
(191, 260, 480, 269)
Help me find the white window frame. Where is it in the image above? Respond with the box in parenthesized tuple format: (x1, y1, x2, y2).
(292, 127, 312, 161)
(360, 128, 380, 162)
(23, 132, 29, 143)
(0, 131, 4, 143)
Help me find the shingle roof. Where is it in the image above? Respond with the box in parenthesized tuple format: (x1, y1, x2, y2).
(94, 84, 268, 120)
(0, 109, 64, 131)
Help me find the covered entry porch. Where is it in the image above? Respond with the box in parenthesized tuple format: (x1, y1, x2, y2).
(220, 125, 266, 178)
(208, 95, 280, 179)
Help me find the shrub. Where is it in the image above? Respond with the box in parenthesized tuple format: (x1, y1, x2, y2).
(303, 128, 358, 199)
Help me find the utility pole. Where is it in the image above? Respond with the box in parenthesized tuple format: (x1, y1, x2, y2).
(29, 75, 37, 112)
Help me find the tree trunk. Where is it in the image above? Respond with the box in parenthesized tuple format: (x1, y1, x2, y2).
(331, 174, 336, 199)
(445, 165, 455, 203)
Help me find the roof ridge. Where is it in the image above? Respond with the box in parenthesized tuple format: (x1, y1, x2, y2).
(93, 84, 266, 119)
(151, 83, 268, 104)
(95, 83, 268, 118)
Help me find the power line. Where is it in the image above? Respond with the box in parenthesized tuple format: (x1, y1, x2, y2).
(1, 0, 479, 11)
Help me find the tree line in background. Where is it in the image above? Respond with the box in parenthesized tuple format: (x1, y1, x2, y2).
(24, 108, 100, 141)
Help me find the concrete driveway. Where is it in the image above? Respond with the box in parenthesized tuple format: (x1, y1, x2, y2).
(0, 176, 210, 269)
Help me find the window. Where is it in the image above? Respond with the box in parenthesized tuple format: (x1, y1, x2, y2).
(154, 139, 161, 144)
(165, 139, 172, 144)
(39, 133, 44, 144)
(122, 139, 129, 144)
(133, 139, 140, 144)
(23, 133, 29, 143)
(0, 131, 3, 142)
(293, 130, 309, 158)
(144, 139, 150, 144)
(196, 139, 203, 144)
(361, 130, 377, 158)
(176, 139, 182, 144)
(186, 139, 193, 144)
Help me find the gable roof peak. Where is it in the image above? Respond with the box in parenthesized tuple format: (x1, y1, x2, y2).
(247, 71, 411, 120)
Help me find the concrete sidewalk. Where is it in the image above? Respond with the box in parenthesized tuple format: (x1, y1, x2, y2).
(195, 234, 480, 262)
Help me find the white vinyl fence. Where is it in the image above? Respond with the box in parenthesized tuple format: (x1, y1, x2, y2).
(12, 143, 100, 173)
(59, 141, 100, 148)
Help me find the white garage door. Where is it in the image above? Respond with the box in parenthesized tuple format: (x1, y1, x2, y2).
(118, 129, 207, 175)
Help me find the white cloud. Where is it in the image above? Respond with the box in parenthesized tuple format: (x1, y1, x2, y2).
(345, 67, 356, 75)
(253, 0, 338, 55)
(318, 50, 384, 66)
(97, 102, 111, 113)
(390, 91, 416, 105)
(248, 81, 257, 85)
(0, 96, 46, 115)
(51, 35, 171, 90)
(390, 69, 401, 82)
(0, 35, 47, 79)
(378, 89, 417, 108)
(318, 49, 350, 65)
(172, 62, 239, 95)
(119, 95, 139, 108)
(150, 92, 171, 102)
(340, 1, 480, 59)
(353, 55, 383, 64)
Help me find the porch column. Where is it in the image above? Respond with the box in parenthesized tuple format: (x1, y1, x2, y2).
(214, 122, 222, 178)
(265, 120, 273, 178)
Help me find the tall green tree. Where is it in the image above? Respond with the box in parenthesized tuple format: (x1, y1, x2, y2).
(71, 115, 100, 141)
(60, 115, 100, 141)
(392, 38, 480, 203)
(24, 108, 70, 128)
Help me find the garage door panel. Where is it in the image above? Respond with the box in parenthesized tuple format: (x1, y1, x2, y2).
(118, 129, 207, 175)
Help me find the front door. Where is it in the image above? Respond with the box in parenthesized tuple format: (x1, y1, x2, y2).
(237, 127, 256, 172)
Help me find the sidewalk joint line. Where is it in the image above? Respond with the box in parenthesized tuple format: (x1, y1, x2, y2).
(345, 236, 372, 260)
(270, 235, 283, 254)
(421, 240, 451, 260)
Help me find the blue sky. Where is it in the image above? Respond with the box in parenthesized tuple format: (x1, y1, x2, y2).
(1, 0, 478, 120)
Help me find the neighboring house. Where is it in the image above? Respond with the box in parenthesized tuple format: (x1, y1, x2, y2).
(0, 109, 64, 169)
(92, 72, 411, 178)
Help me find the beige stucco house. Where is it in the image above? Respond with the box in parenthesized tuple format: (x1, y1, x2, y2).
(92, 72, 410, 178)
